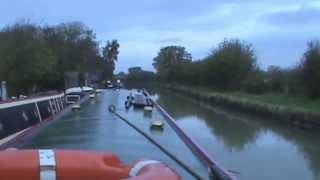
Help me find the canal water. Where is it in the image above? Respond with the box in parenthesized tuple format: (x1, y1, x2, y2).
(22, 89, 320, 180)
(155, 89, 320, 180)
(22, 89, 207, 179)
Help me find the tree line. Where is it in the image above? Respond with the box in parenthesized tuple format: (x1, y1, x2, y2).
(0, 21, 119, 96)
(153, 39, 320, 99)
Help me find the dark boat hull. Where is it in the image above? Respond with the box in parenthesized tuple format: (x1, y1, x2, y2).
(0, 93, 66, 139)
(132, 103, 148, 108)
(132, 101, 153, 108)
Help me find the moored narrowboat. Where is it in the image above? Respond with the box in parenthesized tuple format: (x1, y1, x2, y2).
(0, 93, 66, 140)
(128, 91, 153, 108)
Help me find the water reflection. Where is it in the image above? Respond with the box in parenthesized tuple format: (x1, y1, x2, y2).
(156, 89, 261, 151)
(155, 88, 320, 180)
(261, 121, 320, 180)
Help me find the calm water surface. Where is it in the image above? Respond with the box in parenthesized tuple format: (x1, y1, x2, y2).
(23, 89, 320, 180)
(23, 89, 206, 179)
(155, 89, 320, 180)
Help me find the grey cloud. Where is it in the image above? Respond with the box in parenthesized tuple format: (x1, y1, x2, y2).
(1, 0, 318, 73)
(262, 7, 320, 26)
(157, 38, 184, 44)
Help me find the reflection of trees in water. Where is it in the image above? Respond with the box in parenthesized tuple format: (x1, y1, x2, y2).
(260, 121, 320, 180)
(218, 109, 320, 180)
(156, 89, 260, 151)
(303, 146, 320, 180)
(156, 88, 320, 179)
(234, 111, 320, 180)
(205, 113, 260, 151)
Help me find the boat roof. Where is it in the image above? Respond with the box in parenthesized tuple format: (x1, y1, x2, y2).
(66, 87, 82, 94)
(65, 86, 93, 94)
(82, 86, 94, 92)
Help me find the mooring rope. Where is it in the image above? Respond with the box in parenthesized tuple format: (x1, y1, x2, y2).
(108, 105, 204, 180)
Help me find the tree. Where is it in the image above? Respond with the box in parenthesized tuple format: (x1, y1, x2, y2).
(127, 67, 155, 82)
(243, 68, 267, 94)
(284, 67, 303, 95)
(0, 23, 57, 95)
(43, 22, 102, 87)
(266, 66, 285, 92)
(203, 39, 257, 90)
(102, 40, 120, 78)
(153, 46, 192, 80)
(301, 40, 320, 98)
(0, 21, 114, 95)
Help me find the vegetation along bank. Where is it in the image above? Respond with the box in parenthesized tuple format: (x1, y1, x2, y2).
(161, 83, 320, 130)
(128, 39, 320, 130)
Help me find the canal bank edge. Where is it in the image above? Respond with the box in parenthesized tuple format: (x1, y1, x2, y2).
(160, 84, 320, 130)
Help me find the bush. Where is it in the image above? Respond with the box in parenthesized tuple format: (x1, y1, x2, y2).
(301, 40, 320, 98)
(266, 66, 286, 92)
(243, 69, 268, 94)
(203, 39, 257, 90)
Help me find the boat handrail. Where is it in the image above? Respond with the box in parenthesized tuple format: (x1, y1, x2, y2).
(0, 92, 64, 105)
(0, 93, 64, 109)
(108, 105, 204, 180)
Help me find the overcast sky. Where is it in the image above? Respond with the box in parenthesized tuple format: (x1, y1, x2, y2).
(1, 0, 320, 72)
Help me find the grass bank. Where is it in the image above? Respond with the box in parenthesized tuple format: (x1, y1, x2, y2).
(160, 84, 320, 130)
(224, 92, 320, 113)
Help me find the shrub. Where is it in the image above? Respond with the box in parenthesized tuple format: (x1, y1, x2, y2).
(203, 39, 257, 90)
(301, 40, 320, 98)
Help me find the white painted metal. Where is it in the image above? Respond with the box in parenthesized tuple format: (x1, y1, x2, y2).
(35, 102, 42, 122)
(52, 99, 60, 112)
(65, 87, 82, 94)
(0, 93, 64, 109)
(129, 160, 160, 177)
(39, 149, 56, 180)
(0, 128, 31, 146)
(53, 99, 57, 112)
(65, 95, 81, 104)
(82, 86, 94, 92)
(49, 99, 54, 115)
(59, 97, 64, 109)
(55, 98, 60, 112)
(144, 106, 153, 112)
(72, 104, 81, 110)
(51, 100, 56, 114)
(151, 121, 164, 128)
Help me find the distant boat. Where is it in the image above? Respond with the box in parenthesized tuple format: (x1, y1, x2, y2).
(130, 91, 153, 108)
(105, 80, 114, 89)
(81, 86, 94, 93)
(65, 87, 82, 95)
(65, 86, 95, 103)
(65, 86, 94, 95)
(115, 79, 123, 89)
